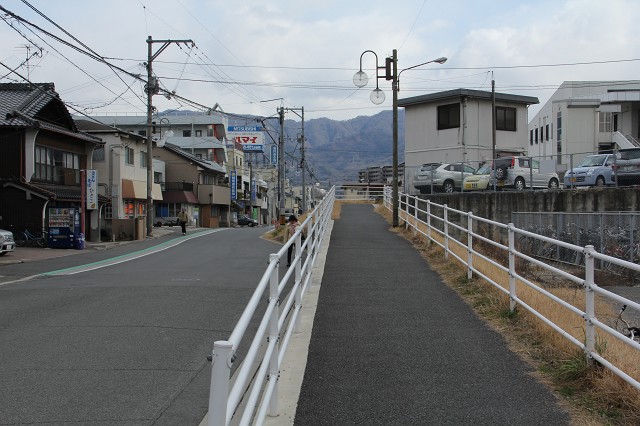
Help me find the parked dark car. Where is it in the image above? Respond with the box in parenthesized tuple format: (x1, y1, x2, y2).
(154, 216, 179, 227)
(613, 148, 640, 186)
(237, 215, 258, 227)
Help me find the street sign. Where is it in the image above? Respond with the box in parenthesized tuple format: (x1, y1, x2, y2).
(230, 170, 237, 200)
(251, 179, 256, 201)
(271, 145, 278, 165)
(228, 125, 265, 153)
(243, 144, 263, 152)
(228, 125, 262, 132)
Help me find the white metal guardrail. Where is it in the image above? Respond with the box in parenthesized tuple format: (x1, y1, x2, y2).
(206, 186, 335, 426)
(335, 184, 385, 201)
(386, 187, 640, 391)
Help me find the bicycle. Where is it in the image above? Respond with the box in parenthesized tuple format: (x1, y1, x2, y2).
(615, 305, 640, 341)
(14, 228, 48, 247)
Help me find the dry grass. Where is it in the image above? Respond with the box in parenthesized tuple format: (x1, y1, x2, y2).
(382, 206, 640, 425)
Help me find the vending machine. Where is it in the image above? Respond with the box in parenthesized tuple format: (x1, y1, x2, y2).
(48, 207, 80, 249)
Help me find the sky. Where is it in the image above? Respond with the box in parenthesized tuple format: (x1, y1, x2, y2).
(2, 0, 640, 123)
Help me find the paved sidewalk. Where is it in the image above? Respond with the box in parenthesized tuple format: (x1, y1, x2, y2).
(293, 204, 570, 425)
(0, 226, 181, 265)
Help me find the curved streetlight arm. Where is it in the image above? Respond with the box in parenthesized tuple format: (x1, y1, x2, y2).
(358, 49, 379, 72)
(397, 56, 447, 91)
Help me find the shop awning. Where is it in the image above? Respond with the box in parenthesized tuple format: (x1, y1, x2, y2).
(162, 190, 199, 204)
(122, 179, 163, 200)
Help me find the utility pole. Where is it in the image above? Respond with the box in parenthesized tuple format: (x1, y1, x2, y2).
(287, 107, 305, 214)
(300, 107, 306, 213)
(145, 36, 193, 237)
(391, 48, 399, 227)
(278, 106, 285, 223)
(248, 154, 253, 219)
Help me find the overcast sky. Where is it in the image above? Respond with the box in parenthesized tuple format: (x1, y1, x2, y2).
(1, 0, 640, 123)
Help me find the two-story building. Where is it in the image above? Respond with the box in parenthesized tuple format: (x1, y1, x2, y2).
(399, 88, 538, 194)
(528, 80, 640, 168)
(75, 119, 163, 241)
(0, 82, 107, 245)
(153, 142, 230, 227)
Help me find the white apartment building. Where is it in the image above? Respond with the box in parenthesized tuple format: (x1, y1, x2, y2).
(528, 81, 640, 168)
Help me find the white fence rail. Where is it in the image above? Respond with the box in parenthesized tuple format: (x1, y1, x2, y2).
(207, 187, 335, 426)
(386, 187, 640, 391)
(335, 184, 385, 201)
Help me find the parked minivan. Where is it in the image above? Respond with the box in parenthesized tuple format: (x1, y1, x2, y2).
(613, 148, 640, 186)
(492, 156, 560, 190)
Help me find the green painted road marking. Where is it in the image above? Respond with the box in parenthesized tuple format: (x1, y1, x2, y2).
(43, 229, 224, 276)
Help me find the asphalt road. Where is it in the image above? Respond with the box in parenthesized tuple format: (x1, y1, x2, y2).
(0, 226, 281, 425)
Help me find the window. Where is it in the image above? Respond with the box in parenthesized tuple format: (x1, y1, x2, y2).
(34, 146, 80, 184)
(495, 107, 516, 131)
(124, 200, 134, 218)
(437, 103, 460, 130)
(535, 128, 538, 144)
(124, 147, 134, 165)
(93, 146, 105, 162)
(529, 129, 533, 145)
(195, 129, 202, 137)
(35, 146, 53, 181)
(540, 126, 544, 142)
(556, 111, 562, 155)
(140, 150, 147, 168)
(599, 112, 612, 132)
(546, 124, 550, 141)
(183, 130, 191, 137)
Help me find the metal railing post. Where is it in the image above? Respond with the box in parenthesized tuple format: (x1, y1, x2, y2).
(444, 204, 449, 259)
(404, 194, 409, 230)
(467, 212, 473, 280)
(208, 340, 233, 426)
(268, 253, 281, 416)
(584, 245, 596, 367)
(427, 200, 432, 245)
(508, 223, 517, 313)
(413, 196, 418, 236)
(294, 233, 303, 332)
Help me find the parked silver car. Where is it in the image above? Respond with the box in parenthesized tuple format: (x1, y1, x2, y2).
(413, 162, 476, 193)
(613, 148, 640, 186)
(492, 156, 560, 190)
(0, 229, 15, 255)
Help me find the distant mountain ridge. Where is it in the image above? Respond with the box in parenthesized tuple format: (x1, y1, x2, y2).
(262, 110, 405, 185)
(166, 109, 405, 185)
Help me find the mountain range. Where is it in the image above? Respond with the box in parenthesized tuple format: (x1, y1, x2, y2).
(169, 109, 406, 185)
(254, 109, 405, 185)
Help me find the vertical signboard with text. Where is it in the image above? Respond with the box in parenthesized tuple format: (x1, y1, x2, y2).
(86, 169, 97, 210)
(230, 170, 237, 200)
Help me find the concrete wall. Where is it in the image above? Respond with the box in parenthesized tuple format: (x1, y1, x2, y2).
(416, 188, 640, 226)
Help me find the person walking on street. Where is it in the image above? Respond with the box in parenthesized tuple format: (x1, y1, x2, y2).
(285, 214, 301, 267)
(178, 209, 189, 235)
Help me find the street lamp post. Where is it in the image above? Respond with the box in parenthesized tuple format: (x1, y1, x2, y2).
(354, 50, 446, 227)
